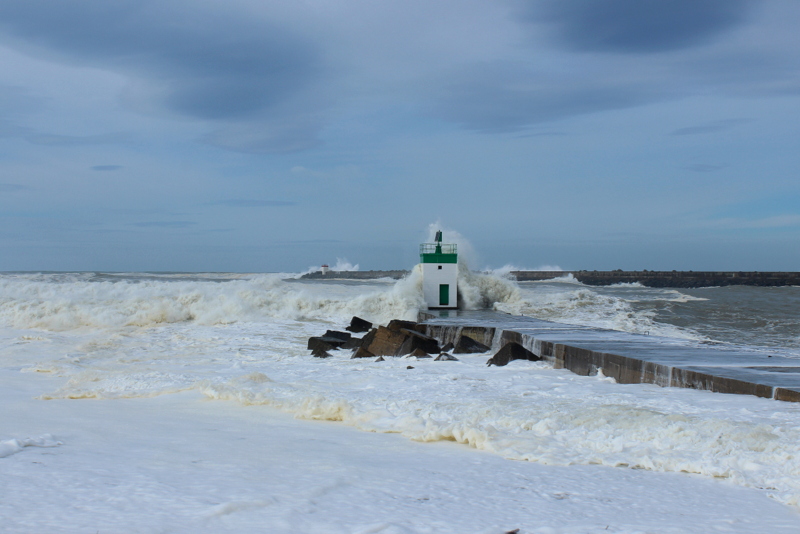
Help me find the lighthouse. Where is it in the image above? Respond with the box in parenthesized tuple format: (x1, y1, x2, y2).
(420, 230, 458, 309)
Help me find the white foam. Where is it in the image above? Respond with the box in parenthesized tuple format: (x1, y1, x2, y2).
(4, 272, 800, 515)
(0, 434, 62, 458)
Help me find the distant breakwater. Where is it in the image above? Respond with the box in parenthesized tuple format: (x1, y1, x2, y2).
(300, 269, 800, 287)
(300, 270, 409, 280)
(511, 271, 800, 288)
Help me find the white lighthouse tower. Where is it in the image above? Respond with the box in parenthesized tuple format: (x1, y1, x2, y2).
(420, 230, 458, 309)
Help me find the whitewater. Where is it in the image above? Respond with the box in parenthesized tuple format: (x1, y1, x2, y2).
(2, 270, 800, 533)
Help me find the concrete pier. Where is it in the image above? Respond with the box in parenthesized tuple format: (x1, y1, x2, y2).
(511, 270, 800, 287)
(418, 310, 800, 402)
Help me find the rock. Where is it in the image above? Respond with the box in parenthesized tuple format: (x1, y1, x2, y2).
(434, 353, 459, 361)
(487, 342, 539, 367)
(364, 325, 409, 356)
(406, 365, 415, 369)
(453, 335, 490, 354)
(387, 319, 418, 332)
(308, 337, 336, 353)
(440, 342, 454, 353)
(397, 329, 440, 356)
(359, 328, 378, 351)
(375, 356, 385, 362)
(313, 350, 332, 358)
(346, 316, 373, 333)
(410, 348, 432, 358)
(351, 346, 376, 359)
(341, 336, 363, 350)
(323, 330, 351, 342)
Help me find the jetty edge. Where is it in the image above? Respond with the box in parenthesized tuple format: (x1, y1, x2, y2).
(418, 310, 800, 403)
(511, 270, 800, 287)
(298, 269, 800, 287)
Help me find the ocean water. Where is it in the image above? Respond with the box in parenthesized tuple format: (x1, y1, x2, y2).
(2, 269, 800, 532)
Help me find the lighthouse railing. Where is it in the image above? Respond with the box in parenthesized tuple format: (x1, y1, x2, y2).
(420, 243, 457, 255)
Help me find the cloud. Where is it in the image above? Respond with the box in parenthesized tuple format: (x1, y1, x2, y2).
(0, 183, 30, 192)
(685, 163, 726, 173)
(671, 118, 752, 136)
(201, 114, 323, 154)
(533, 0, 751, 54)
(26, 132, 129, 146)
(131, 221, 197, 228)
(708, 215, 800, 230)
(211, 199, 296, 208)
(91, 165, 123, 171)
(434, 62, 660, 132)
(0, 0, 322, 152)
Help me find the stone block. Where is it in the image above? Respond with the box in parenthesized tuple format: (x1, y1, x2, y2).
(487, 342, 539, 367)
(341, 336, 363, 350)
(323, 330, 351, 342)
(365, 326, 409, 356)
(387, 319, 419, 332)
(410, 348, 432, 358)
(308, 337, 336, 353)
(453, 335, 490, 354)
(397, 329, 441, 356)
(351, 346, 375, 359)
(346, 316, 373, 333)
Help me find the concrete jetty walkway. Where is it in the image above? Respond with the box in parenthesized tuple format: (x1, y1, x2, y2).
(419, 310, 800, 402)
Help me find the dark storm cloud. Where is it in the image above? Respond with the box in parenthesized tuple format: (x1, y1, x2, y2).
(0, 1, 320, 151)
(91, 165, 123, 171)
(0, 183, 30, 192)
(533, 0, 751, 53)
(211, 199, 296, 208)
(671, 118, 752, 136)
(435, 63, 659, 132)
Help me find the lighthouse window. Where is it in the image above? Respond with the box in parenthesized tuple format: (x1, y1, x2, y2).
(438, 265, 442, 270)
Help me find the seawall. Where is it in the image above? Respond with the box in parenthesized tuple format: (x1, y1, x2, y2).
(300, 270, 410, 280)
(418, 310, 800, 403)
(300, 269, 800, 287)
(511, 270, 800, 287)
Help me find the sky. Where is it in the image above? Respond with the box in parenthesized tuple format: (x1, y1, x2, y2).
(1, 0, 799, 272)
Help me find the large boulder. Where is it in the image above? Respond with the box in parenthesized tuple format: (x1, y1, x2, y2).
(486, 342, 539, 367)
(341, 336, 363, 350)
(453, 335, 490, 354)
(346, 316, 373, 333)
(364, 325, 409, 356)
(397, 329, 441, 356)
(387, 319, 419, 332)
(308, 337, 337, 353)
(323, 330, 351, 342)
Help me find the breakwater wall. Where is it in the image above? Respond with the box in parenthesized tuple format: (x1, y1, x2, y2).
(300, 269, 800, 287)
(300, 270, 409, 280)
(511, 270, 800, 287)
(418, 310, 800, 403)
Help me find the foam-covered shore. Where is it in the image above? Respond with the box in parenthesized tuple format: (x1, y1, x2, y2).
(3, 270, 800, 530)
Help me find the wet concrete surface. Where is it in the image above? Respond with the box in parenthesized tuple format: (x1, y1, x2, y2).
(419, 310, 800, 402)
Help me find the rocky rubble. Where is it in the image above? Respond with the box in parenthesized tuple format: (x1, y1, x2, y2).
(307, 316, 539, 367)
